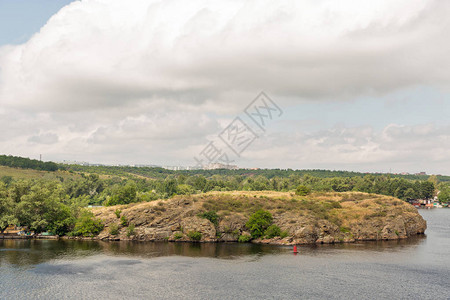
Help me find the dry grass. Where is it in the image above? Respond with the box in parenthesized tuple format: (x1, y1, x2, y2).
(92, 190, 413, 228)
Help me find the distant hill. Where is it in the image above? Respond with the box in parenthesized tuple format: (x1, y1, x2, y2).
(0, 154, 60, 172)
(64, 164, 450, 182)
(2, 154, 449, 182)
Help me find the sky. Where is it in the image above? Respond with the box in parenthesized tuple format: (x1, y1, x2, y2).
(0, 0, 449, 174)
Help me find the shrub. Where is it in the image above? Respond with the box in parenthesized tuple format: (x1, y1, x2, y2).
(340, 226, 350, 233)
(324, 201, 342, 209)
(238, 234, 252, 243)
(72, 211, 104, 237)
(187, 231, 202, 241)
(114, 209, 122, 218)
(280, 231, 289, 239)
(365, 211, 387, 219)
(296, 185, 311, 196)
(199, 211, 219, 226)
(109, 223, 119, 235)
(245, 210, 273, 239)
(264, 224, 282, 238)
(120, 215, 128, 226)
(126, 224, 135, 237)
(176, 184, 195, 195)
(174, 232, 183, 240)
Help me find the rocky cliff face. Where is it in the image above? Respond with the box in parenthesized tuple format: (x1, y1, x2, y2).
(90, 191, 426, 245)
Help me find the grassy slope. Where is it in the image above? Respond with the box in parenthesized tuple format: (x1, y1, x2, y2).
(189, 191, 416, 222)
(0, 165, 80, 181)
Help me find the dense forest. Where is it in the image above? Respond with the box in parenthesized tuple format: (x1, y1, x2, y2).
(64, 164, 450, 182)
(2, 154, 450, 181)
(0, 155, 60, 172)
(0, 155, 449, 236)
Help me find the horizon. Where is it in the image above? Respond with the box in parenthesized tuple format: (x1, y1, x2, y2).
(1, 153, 441, 177)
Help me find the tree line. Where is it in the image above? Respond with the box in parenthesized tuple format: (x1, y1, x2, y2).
(0, 155, 60, 172)
(1, 171, 445, 235)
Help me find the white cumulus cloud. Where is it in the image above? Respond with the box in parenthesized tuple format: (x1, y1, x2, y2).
(0, 0, 449, 172)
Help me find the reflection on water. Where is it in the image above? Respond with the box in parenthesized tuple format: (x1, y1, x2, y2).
(0, 235, 426, 267)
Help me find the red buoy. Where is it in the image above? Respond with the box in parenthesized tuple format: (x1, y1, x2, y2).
(293, 245, 298, 254)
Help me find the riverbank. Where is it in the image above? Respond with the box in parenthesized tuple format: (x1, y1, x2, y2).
(0, 235, 59, 240)
(79, 191, 426, 245)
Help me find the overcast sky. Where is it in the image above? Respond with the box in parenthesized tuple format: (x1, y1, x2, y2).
(1, 0, 449, 174)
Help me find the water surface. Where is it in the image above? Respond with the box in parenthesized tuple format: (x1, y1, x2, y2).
(1, 209, 449, 299)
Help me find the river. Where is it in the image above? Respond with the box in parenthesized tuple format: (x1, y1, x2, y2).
(1, 209, 449, 300)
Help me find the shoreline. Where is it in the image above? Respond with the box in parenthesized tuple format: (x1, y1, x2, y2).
(59, 232, 426, 245)
(1, 231, 426, 245)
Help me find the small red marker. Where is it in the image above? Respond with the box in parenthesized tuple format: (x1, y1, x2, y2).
(293, 245, 298, 254)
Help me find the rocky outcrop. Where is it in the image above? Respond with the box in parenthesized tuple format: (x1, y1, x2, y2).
(88, 191, 426, 245)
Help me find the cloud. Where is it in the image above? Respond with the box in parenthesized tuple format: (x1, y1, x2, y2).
(243, 123, 450, 173)
(0, 0, 449, 172)
(28, 132, 59, 145)
(1, 0, 449, 113)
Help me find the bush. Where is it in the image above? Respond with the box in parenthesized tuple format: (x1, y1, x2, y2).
(199, 211, 219, 226)
(126, 224, 135, 237)
(245, 210, 273, 239)
(114, 209, 122, 218)
(339, 226, 350, 233)
(238, 234, 252, 243)
(109, 223, 119, 235)
(280, 231, 289, 239)
(174, 232, 183, 240)
(264, 224, 282, 238)
(72, 211, 104, 237)
(296, 185, 311, 196)
(324, 201, 342, 209)
(187, 231, 202, 241)
(120, 215, 128, 226)
(365, 211, 387, 219)
(176, 184, 195, 195)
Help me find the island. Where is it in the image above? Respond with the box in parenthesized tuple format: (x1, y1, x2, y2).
(76, 191, 427, 245)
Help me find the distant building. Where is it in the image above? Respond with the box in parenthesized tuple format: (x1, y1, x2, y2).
(61, 160, 92, 166)
(203, 163, 238, 170)
(163, 165, 193, 171)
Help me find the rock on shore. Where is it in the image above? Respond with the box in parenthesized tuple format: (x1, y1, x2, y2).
(89, 191, 426, 245)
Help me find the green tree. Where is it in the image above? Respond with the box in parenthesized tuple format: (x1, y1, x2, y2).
(176, 184, 194, 195)
(193, 175, 207, 191)
(296, 185, 311, 196)
(420, 181, 435, 199)
(106, 182, 137, 206)
(246, 210, 273, 239)
(163, 178, 177, 197)
(0, 182, 17, 230)
(404, 188, 417, 200)
(15, 182, 73, 234)
(438, 186, 450, 203)
(72, 210, 104, 237)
